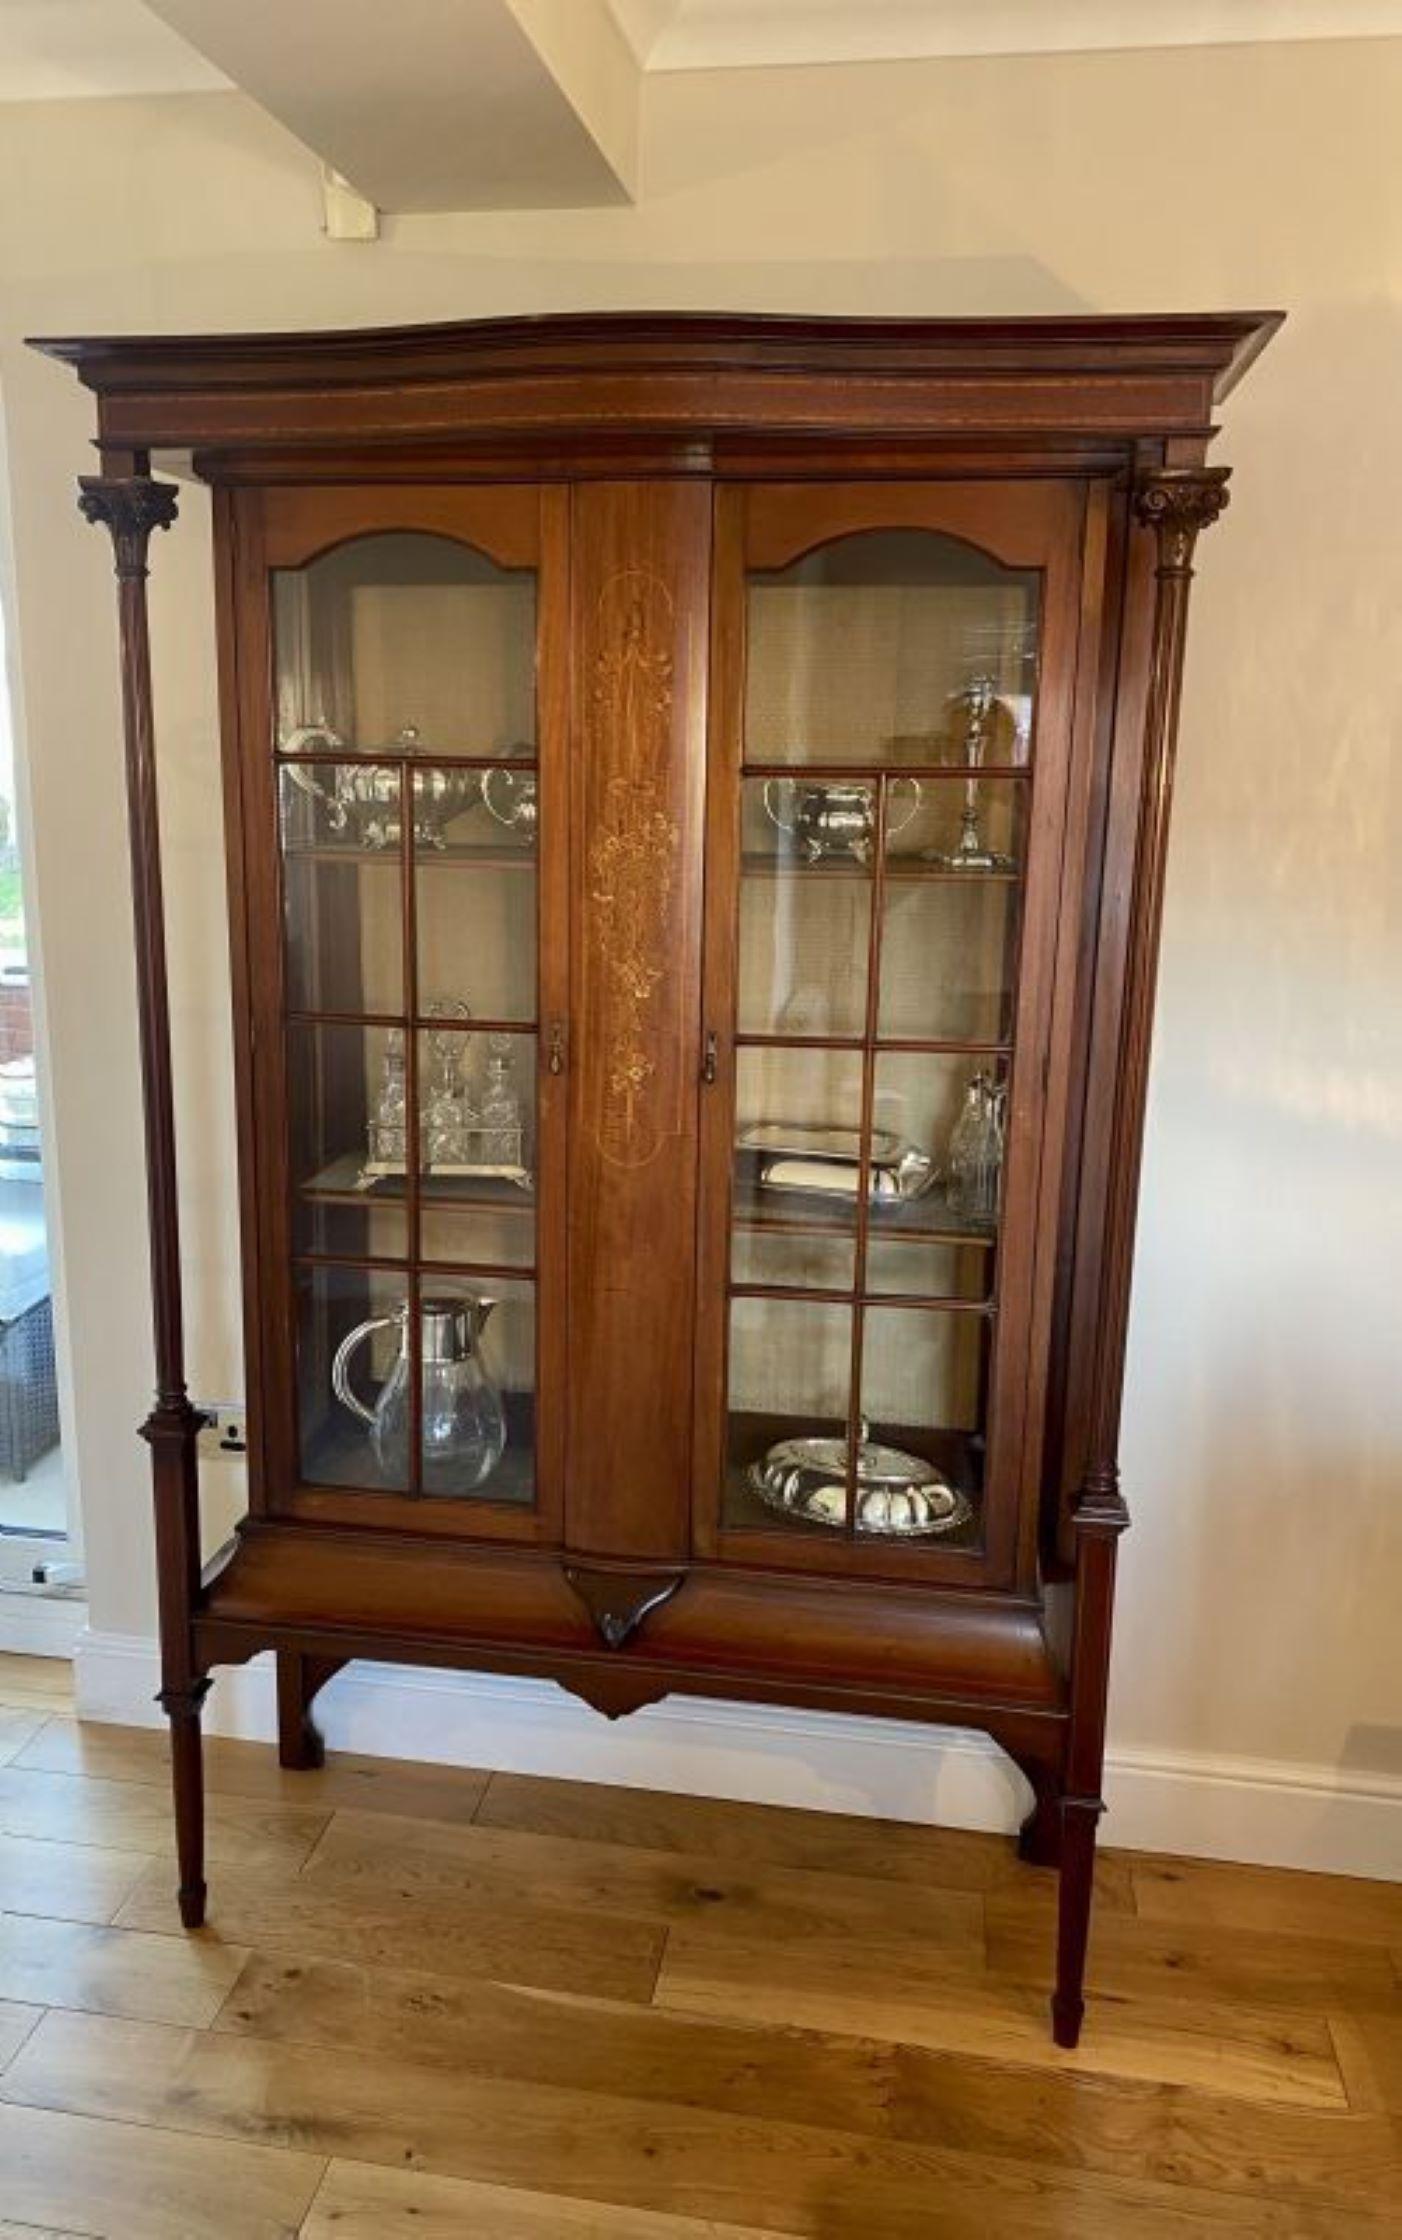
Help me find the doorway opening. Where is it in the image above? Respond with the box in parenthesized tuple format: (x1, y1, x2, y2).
(0, 565, 74, 1605)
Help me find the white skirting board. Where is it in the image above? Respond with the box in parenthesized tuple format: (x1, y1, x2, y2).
(73, 1628, 1402, 1883)
(0, 1591, 87, 1657)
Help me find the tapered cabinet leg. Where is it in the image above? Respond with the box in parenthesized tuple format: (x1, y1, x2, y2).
(276, 1652, 344, 1771)
(1052, 1797, 1101, 2047)
(158, 1677, 211, 1929)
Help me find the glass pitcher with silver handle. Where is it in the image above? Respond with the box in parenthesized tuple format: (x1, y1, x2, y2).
(331, 1294, 506, 1493)
(282, 722, 480, 850)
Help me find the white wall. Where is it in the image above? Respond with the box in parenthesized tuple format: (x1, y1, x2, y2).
(1, 37, 1399, 1869)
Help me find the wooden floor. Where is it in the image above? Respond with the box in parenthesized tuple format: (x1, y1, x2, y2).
(0, 1655, 1398, 2238)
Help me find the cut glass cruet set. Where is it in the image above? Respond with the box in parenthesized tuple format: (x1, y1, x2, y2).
(363, 1004, 530, 1191)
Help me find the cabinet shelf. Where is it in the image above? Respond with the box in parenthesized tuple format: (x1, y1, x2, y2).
(730, 1172, 996, 1249)
(301, 1390, 537, 1508)
(741, 853, 1019, 884)
(282, 842, 536, 869)
(302, 1153, 535, 1214)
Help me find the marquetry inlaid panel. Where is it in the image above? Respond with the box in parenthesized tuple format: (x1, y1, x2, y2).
(567, 486, 709, 1561)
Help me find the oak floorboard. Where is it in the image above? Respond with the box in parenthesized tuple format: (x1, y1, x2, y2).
(1133, 1856, 1402, 1949)
(1330, 2012, 1402, 2114)
(0, 1831, 150, 1924)
(475, 1770, 1135, 1904)
(985, 1896, 1401, 2014)
(0, 1997, 41, 2070)
(16, 1716, 491, 1825)
(211, 1949, 1402, 2222)
(1, 2009, 1380, 2240)
(0, 2097, 323, 2240)
(301, 2159, 785, 2239)
(299, 1806, 987, 1954)
(0, 1764, 329, 1872)
(656, 1925, 1349, 2109)
(0, 1911, 249, 2026)
(116, 1856, 665, 2003)
(0, 1656, 70, 1713)
(0, 1706, 47, 1765)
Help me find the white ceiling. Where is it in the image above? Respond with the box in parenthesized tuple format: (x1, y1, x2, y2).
(4, 0, 1402, 104)
(612, 0, 1402, 71)
(0, 1, 226, 100)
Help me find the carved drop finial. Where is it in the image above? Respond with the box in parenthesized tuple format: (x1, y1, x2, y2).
(1132, 466, 1231, 578)
(78, 475, 179, 581)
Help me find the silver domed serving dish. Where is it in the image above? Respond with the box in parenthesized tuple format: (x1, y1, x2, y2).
(748, 1424, 971, 1538)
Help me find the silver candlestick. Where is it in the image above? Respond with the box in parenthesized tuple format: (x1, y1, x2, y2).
(925, 674, 1016, 873)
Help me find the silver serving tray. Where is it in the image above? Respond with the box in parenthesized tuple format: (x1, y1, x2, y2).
(737, 1124, 935, 1203)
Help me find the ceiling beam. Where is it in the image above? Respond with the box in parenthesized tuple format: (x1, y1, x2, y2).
(643, 0, 1402, 71)
(141, 0, 639, 212)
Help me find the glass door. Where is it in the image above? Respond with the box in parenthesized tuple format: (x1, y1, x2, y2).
(236, 487, 566, 1540)
(695, 482, 1088, 1586)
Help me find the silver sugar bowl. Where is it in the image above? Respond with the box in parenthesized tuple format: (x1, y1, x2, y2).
(763, 777, 921, 866)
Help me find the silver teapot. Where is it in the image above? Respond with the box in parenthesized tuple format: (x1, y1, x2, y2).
(283, 722, 479, 850)
(763, 777, 920, 866)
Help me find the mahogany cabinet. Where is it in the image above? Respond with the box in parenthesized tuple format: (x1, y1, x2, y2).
(37, 310, 1279, 2044)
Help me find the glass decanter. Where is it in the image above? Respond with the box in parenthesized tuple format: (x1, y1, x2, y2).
(331, 1294, 506, 1494)
(945, 1070, 1006, 1223)
(367, 1028, 408, 1167)
(422, 1020, 471, 1170)
(479, 1033, 524, 1168)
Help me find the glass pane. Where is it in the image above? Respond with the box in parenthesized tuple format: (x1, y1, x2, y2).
(416, 838, 537, 1026)
(745, 532, 1038, 769)
(879, 786, 1025, 1044)
(731, 1228, 855, 1292)
(733, 1046, 863, 1288)
(415, 1274, 536, 1505)
(279, 764, 402, 1016)
(737, 779, 871, 1038)
(724, 1295, 853, 1531)
(869, 1050, 1007, 1247)
(418, 1026, 536, 1271)
(288, 1020, 408, 1259)
(296, 1264, 411, 1491)
(273, 533, 535, 759)
(859, 1306, 986, 1541)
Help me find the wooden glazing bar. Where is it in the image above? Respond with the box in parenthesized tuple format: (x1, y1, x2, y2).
(398, 766, 423, 1498)
(740, 761, 1033, 782)
(274, 751, 540, 772)
(843, 775, 894, 1533)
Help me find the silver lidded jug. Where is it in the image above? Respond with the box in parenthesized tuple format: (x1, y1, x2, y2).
(331, 1294, 506, 1494)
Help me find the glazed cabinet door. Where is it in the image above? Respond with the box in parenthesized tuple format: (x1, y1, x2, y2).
(226, 486, 568, 1541)
(695, 480, 1094, 1589)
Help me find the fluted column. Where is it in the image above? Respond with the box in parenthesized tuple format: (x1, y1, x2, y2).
(80, 473, 210, 1927)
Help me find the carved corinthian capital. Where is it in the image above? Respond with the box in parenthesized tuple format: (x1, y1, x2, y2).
(1132, 465, 1231, 577)
(78, 475, 180, 580)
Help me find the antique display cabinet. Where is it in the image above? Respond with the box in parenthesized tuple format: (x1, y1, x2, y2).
(37, 310, 1278, 2044)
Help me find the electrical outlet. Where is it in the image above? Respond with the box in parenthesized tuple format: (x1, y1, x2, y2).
(197, 1402, 248, 1458)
